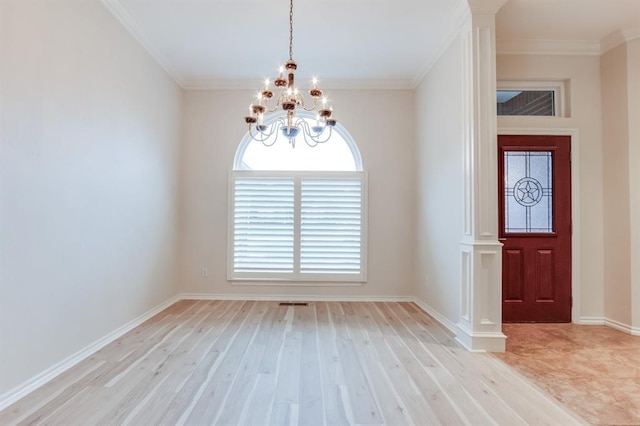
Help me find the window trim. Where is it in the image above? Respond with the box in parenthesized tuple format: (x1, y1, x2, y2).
(227, 170, 368, 284)
(497, 80, 566, 117)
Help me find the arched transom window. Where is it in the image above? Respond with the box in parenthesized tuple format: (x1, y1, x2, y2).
(228, 116, 367, 283)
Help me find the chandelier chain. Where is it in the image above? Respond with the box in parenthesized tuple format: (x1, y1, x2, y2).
(289, 0, 294, 60)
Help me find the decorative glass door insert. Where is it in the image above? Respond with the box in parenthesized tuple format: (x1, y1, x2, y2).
(504, 151, 553, 233)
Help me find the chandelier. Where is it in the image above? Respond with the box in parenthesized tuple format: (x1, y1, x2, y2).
(243, 0, 336, 148)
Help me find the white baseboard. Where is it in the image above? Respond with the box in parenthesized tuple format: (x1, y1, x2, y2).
(0, 294, 181, 412)
(579, 316, 639, 336)
(604, 318, 640, 336)
(578, 316, 605, 325)
(410, 297, 458, 336)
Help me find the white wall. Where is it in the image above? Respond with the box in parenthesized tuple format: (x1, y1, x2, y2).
(413, 37, 465, 324)
(628, 39, 640, 332)
(0, 0, 182, 396)
(600, 38, 640, 332)
(601, 44, 632, 326)
(179, 89, 416, 298)
(496, 54, 605, 321)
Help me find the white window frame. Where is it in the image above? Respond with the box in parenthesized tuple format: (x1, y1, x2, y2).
(497, 80, 566, 117)
(227, 170, 368, 283)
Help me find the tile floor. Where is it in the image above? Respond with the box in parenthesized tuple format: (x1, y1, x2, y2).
(493, 324, 640, 425)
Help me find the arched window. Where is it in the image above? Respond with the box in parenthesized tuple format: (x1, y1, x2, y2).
(234, 117, 363, 172)
(228, 116, 367, 283)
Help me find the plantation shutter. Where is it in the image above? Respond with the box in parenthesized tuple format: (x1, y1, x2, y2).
(229, 171, 367, 282)
(232, 177, 295, 274)
(300, 178, 362, 275)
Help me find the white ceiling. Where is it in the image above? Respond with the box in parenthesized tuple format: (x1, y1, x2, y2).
(103, 0, 640, 88)
(496, 0, 640, 54)
(105, 0, 466, 88)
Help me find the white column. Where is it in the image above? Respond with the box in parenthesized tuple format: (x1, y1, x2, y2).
(457, 1, 507, 352)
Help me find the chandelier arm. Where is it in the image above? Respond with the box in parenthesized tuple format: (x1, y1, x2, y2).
(268, 118, 292, 147)
(311, 125, 333, 144)
(298, 119, 332, 146)
(248, 123, 279, 146)
(302, 101, 319, 112)
(263, 123, 283, 146)
(302, 136, 318, 148)
(300, 96, 319, 112)
(274, 92, 288, 110)
(299, 116, 331, 142)
(297, 120, 319, 147)
(320, 125, 333, 143)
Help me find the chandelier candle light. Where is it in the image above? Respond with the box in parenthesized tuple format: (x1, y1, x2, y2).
(243, 0, 336, 148)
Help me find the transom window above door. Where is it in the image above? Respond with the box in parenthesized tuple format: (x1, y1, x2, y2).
(497, 80, 567, 117)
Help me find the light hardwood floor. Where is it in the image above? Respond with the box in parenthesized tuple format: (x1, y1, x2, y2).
(0, 300, 584, 425)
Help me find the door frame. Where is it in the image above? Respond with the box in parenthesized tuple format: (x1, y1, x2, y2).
(497, 127, 580, 323)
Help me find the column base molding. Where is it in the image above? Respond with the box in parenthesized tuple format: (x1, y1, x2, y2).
(456, 322, 506, 352)
(458, 239, 505, 352)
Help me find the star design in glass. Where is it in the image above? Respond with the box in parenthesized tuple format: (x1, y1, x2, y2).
(517, 181, 540, 204)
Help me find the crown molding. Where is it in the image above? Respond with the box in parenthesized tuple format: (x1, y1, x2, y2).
(100, 0, 186, 88)
(628, 29, 640, 42)
(601, 30, 627, 54)
(601, 28, 640, 54)
(182, 78, 415, 91)
(466, 0, 509, 16)
(498, 26, 640, 57)
(496, 39, 601, 56)
(411, 0, 471, 88)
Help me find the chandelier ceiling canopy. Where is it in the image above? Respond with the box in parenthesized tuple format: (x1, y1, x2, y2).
(243, 0, 336, 148)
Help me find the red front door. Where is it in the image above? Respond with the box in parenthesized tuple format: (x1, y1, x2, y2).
(498, 135, 572, 322)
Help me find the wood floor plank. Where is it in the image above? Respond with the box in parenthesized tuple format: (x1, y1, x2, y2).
(124, 300, 240, 425)
(296, 304, 324, 426)
(94, 301, 225, 425)
(314, 302, 347, 388)
(270, 323, 302, 423)
(366, 302, 467, 425)
(214, 303, 278, 426)
(182, 300, 269, 425)
(380, 302, 499, 424)
(239, 373, 277, 426)
(0, 359, 106, 426)
(347, 303, 419, 425)
(9, 302, 207, 425)
(314, 302, 351, 426)
(44, 301, 218, 426)
(329, 303, 383, 425)
(394, 302, 581, 425)
(389, 302, 531, 425)
(0, 300, 585, 426)
(241, 306, 289, 425)
(150, 300, 257, 425)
